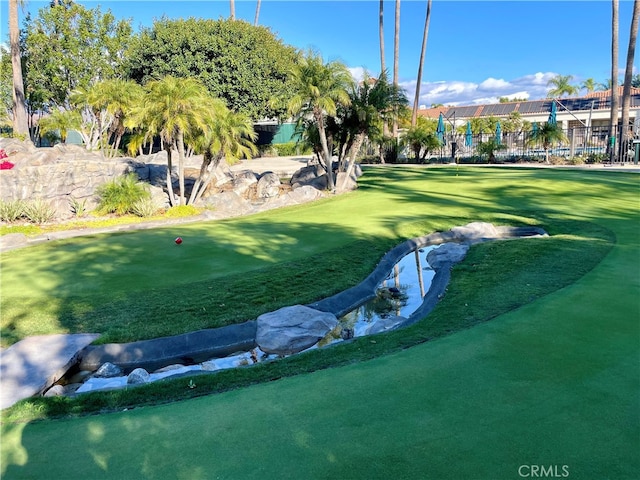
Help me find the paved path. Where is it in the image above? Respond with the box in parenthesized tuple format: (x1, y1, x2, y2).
(0, 334, 99, 409)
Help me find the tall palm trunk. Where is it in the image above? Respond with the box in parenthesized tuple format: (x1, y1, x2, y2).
(392, 0, 400, 139)
(165, 144, 176, 207)
(412, 0, 432, 127)
(339, 131, 366, 190)
(379, 0, 385, 74)
(176, 131, 187, 205)
(619, 0, 639, 163)
(9, 0, 29, 137)
(254, 0, 261, 25)
(315, 110, 335, 191)
(609, 0, 620, 162)
(230, 0, 235, 19)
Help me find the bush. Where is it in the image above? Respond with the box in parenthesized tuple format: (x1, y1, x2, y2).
(0, 199, 25, 222)
(69, 197, 88, 217)
(96, 174, 150, 216)
(131, 197, 158, 218)
(23, 199, 56, 224)
(164, 205, 201, 218)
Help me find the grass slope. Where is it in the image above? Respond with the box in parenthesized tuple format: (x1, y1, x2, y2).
(1, 166, 639, 479)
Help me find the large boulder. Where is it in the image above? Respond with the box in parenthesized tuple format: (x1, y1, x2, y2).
(291, 165, 325, 189)
(256, 305, 339, 355)
(426, 243, 470, 269)
(256, 172, 281, 199)
(231, 170, 258, 196)
(450, 222, 500, 243)
(202, 191, 255, 217)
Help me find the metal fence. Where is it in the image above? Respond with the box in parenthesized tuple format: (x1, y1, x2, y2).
(405, 125, 639, 164)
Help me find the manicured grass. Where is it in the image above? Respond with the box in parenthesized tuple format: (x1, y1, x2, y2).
(1, 166, 638, 479)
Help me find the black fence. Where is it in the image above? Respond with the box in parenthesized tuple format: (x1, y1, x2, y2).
(402, 125, 639, 165)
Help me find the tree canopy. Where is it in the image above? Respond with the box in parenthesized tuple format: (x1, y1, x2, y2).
(23, 2, 133, 110)
(125, 18, 299, 120)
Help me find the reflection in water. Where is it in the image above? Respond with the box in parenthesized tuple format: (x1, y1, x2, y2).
(318, 246, 438, 346)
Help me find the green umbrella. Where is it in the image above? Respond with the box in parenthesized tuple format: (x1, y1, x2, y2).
(436, 113, 445, 144)
(465, 121, 473, 147)
(548, 100, 557, 126)
(495, 121, 502, 145)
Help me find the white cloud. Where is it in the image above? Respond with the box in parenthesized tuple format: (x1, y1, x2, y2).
(394, 71, 559, 108)
(348, 67, 366, 82)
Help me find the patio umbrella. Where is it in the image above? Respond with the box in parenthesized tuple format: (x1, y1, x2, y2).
(465, 121, 473, 147)
(548, 100, 557, 126)
(495, 121, 502, 145)
(436, 113, 445, 144)
(532, 122, 539, 135)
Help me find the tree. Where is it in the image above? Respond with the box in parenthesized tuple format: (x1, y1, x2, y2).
(412, 0, 432, 127)
(128, 76, 213, 206)
(379, 0, 385, 75)
(580, 78, 597, 93)
(38, 108, 81, 144)
(189, 106, 258, 205)
(126, 18, 298, 120)
(71, 79, 143, 155)
(392, 0, 401, 138)
(254, 0, 261, 25)
(619, 0, 639, 163)
(287, 50, 353, 191)
(9, 0, 29, 137)
(23, 3, 132, 109)
(338, 71, 408, 188)
(402, 117, 440, 162)
(476, 138, 507, 163)
(546, 75, 579, 98)
(632, 73, 640, 87)
(230, 0, 235, 19)
(527, 121, 568, 163)
(609, 0, 620, 162)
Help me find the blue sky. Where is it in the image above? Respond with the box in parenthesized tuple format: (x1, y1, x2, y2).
(2, 1, 638, 107)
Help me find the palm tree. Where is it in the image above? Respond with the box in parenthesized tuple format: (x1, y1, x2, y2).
(287, 51, 353, 191)
(254, 0, 261, 25)
(619, 0, 639, 163)
(412, 0, 433, 126)
(392, 0, 401, 138)
(84, 79, 144, 156)
(338, 71, 408, 188)
(379, 0, 385, 74)
(609, 0, 620, 162)
(402, 117, 440, 162)
(189, 105, 258, 205)
(580, 78, 597, 93)
(546, 75, 579, 98)
(527, 121, 568, 163)
(38, 109, 82, 144)
(230, 0, 235, 20)
(129, 76, 212, 206)
(9, 0, 29, 138)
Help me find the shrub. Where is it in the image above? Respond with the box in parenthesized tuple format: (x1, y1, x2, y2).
(96, 174, 150, 216)
(23, 199, 56, 224)
(131, 197, 158, 218)
(0, 199, 26, 222)
(164, 205, 201, 218)
(69, 197, 88, 217)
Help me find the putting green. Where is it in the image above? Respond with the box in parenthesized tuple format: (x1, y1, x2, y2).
(1, 166, 638, 479)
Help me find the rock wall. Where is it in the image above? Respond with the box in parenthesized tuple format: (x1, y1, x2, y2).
(0, 138, 153, 219)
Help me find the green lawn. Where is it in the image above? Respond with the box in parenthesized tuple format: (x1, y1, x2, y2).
(1, 166, 639, 479)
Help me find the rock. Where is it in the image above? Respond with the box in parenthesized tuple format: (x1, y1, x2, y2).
(93, 362, 123, 378)
(202, 191, 254, 217)
(335, 171, 358, 192)
(256, 172, 281, 199)
(426, 243, 470, 269)
(127, 368, 150, 385)
(366, 315, 407, 335)
(43, 385, 65, 397)
(291, 165, 326, 189)
(256, 305, 339, 355)
(231, 170, 257, 196)
(450, 222, 500, 243)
